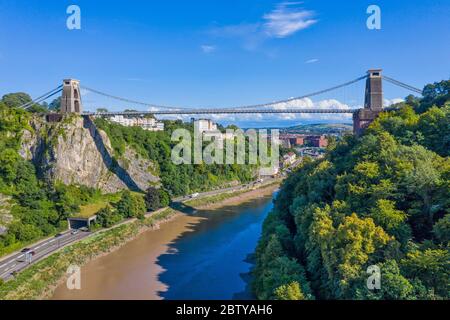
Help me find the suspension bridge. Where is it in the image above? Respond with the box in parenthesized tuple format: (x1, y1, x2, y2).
(18, 69, 423, 135)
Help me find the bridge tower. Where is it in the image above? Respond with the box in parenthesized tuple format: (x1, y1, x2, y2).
(61, 79, 82, 113)
(353, 69, 383, 135)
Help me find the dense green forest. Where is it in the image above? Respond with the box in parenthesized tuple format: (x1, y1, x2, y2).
(253, 80, 450, 300)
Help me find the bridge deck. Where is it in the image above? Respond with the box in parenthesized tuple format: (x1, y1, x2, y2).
(82, 109, 358, 116)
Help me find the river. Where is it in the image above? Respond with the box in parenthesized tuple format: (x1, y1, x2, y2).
(52, 190, 276, 300)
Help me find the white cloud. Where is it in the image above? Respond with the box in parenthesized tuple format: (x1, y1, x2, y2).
(384, 98, 404, 107)
(263, 2, 318, 38)
(201, 45, 216, 54)
(207, 2, 317, 50)
(305, 58, 319, 64)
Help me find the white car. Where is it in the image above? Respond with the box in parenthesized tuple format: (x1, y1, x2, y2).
(190, 193, 200, 198)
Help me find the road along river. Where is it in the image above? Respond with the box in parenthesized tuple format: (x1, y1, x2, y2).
(52, 187, 277, 300)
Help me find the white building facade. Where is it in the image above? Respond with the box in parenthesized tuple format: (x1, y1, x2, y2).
(108, 115, 165, 131)
(193, 119, 218, 133)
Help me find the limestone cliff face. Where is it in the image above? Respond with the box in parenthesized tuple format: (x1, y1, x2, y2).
(20, 115, 159, 193)
(0, 194, 12, 235)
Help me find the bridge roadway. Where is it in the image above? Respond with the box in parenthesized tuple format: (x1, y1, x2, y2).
(82, 108, 358, 117)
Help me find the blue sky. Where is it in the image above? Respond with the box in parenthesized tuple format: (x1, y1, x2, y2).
(1, 0, 449, 126)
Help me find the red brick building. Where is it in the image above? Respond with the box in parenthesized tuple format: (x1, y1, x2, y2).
(305, 135, 328, 148)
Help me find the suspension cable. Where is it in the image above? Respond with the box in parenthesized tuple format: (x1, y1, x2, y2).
(81, 75, 368, 111)
(19, 85, 63, 109)
(382, 76, 422, 94)
(232, 75, 368, 109)
(80, 85, 184, 110)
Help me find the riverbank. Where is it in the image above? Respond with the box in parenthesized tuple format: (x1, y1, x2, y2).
(0, 182, 279, 300)
(185, 182, 279, 209)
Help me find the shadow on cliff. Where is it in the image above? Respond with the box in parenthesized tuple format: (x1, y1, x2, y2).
(83, 116, 142, 192)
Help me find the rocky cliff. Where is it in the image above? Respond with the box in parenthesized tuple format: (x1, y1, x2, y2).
(20, 115, 159, 193)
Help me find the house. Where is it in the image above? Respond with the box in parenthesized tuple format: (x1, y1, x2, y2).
(305, 135, 328, 148)
(193, 118, 218, 133)
(283, 152, 297, 166)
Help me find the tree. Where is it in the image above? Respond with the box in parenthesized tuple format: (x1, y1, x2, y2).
(433, 215, 450, 244)
(369, 199, 411, 245)
(0, 149, 21, 183)
(252, 77, 450, 301)
(310, 213, 391, 298)
(7, 222, 42, 242)
(258, 256, 312, 300)
(356, 260, 415, 300)
(398, 145, 444, 237)
(96, 207, 122, 228)
(420, 79, 450, 111)
(51, 184, 80, 223)
(49, 97, 61, 111)
(400, 249, 450, 298)
(1, 92, 32, 108)
(115, 190, 146, 219)
(145, 187, 160, 211)
(96, 108, 109, 113)
(27, 104, 48, 113)
(274, 281, 305, 300)
(416, 106, 450, 157)
(158, 188, 171, 208)
(144, 187, 171, 211)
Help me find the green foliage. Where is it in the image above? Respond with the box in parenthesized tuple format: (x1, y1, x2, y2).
(433, 215, 450, 244)
(0, 103, 106, 254)
(253, 234, 313, 300)
(96, 207, 122, 228)
(145, 187, 160, 211)
(115, 191, 146, 219)
(309, 212, 391, 298)
(145, 187, 171, 211)
(1, 93, 49, 113)
(274, 281, 305, 300)
(419, 79, 450, 112)
(253, 81, 450, 300)
(400, 248, 450, 298)
(1, 93, 32, 108)
(7, 222, 43, 242)
(94, 118, 257, 196)
(356, 260, 417, 300)
(48, 97, 61, 111)
(158, 188, 171, 208)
